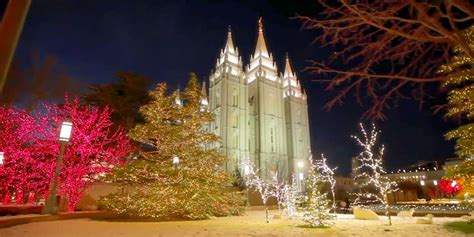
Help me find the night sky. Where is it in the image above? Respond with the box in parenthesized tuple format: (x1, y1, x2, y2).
(2, 0, 456, 175)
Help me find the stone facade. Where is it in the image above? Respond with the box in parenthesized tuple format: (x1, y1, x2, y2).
(207, 19, 311, 182)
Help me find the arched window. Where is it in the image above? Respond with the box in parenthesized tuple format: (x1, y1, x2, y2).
(232, 89, 239, 107)
(232, 113, 239, 128)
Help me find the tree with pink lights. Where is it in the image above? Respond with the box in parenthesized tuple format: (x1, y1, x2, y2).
(0, 97, 132, 211)
(37, 97, 132, 211)
(0, 106, 44, 204)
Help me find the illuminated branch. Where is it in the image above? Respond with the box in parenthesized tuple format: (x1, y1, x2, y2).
(297, 0, 473, 119)
(351, 123, 398, 225)
(315, 154, 337, 216)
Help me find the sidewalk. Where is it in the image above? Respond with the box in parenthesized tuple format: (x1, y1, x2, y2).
(0, 211, 117, 228)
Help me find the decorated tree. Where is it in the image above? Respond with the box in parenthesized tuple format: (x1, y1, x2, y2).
(445, 160, 474, 196)
(352, 123, 397, 225)
(297, 0, 473, 119)
(315, 154, 337, 215)
(269, 172, 286, 214)
(244, 161, 275, 223)
(281, 175, 300, 218)
(440, 26, 474, 158)
(36, 97, 132, 211)
(102, 73, 242, 219)
(303, 155, 333, 227)
(0, 98, 132, 211)
(0, 106, 45, 204)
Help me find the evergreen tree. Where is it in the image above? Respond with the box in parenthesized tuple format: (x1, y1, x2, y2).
(83, 71, 152, 130)
(102, 73, 242, 219)
(440, 26, 474, 196)
(440, 26, 474, 158)
(303, 155, 333, 227)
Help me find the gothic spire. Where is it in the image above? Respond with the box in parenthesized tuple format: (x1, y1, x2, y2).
(174, 88, 182, 107)
(224, 25, 235, 53)
(284, 53, 294, 78)
(200, 81, 208, 107)
(201, 81, 207, 98)
(254, 17, 269, 57)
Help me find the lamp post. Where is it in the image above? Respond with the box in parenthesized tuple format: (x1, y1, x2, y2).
(42, 119, 72, 214)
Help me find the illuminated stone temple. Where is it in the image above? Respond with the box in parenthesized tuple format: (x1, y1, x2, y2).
(204, 19, 311, 183)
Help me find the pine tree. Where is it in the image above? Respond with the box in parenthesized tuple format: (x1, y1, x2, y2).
(102, 73, 242, 219)
(303, 155, 333, 227)
(440, 26, 474, 158)
(440, 26, 474, 196)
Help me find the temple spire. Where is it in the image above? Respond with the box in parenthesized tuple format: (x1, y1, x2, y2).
(284, 53, 294, 78)
(200, 81, 208, 110)
(174, 88, 182, 107)
(224, 25, 235, 53)
(254, 17, 269, 57)
(201, 81, 207, 97)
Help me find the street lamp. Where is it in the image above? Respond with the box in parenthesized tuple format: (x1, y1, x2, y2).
(420, 180, 425, 186)
(0, 152, 4, 165)
(433, 180, 438, 186)
(43, 119, 72, 214)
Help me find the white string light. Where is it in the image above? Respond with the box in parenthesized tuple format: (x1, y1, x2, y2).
(315, 154, 337, 216)
(351, 123, 398, 225)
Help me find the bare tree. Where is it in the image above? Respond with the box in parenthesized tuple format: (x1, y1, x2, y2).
(1, 52, 82, 109)
(315, 154, 337, 215)
(297, 0, 473, 119)
(352, 123, 398, 225)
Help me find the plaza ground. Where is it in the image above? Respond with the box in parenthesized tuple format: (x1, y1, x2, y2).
(0, 210, 469, 237)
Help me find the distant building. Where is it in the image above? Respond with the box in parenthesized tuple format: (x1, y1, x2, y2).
(383, 158, 468, 203)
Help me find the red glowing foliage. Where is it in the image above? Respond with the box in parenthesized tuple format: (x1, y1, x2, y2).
(439, 179, 463, 196)
(0, 97, 133, 211)
(0, 107, 45, 204)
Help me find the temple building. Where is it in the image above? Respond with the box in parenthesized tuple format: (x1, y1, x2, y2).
(203, 18, 311, 183)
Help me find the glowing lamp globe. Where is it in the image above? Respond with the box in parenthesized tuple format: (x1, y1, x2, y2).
(420, 180, 425, 186)
(297, 161, 304, 168)
(433, 180, 438, 186)
(59, 120, 73, 143)
(0, 152, 4, 165)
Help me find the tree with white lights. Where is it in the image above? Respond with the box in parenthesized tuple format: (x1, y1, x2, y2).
(269, 172, 286, 214)
(103, 74, 242, 219)
(352, 123, 397, 225)
(303, 155, 333, 227)
(315, 154, 337, 215)
(244, 161, 274, 223)
(281, 175, 299, 218)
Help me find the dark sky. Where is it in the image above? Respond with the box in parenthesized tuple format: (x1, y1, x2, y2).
(3, 0, 456, 174)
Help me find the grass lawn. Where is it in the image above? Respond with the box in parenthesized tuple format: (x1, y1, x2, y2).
(444, 221, 474, 234)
